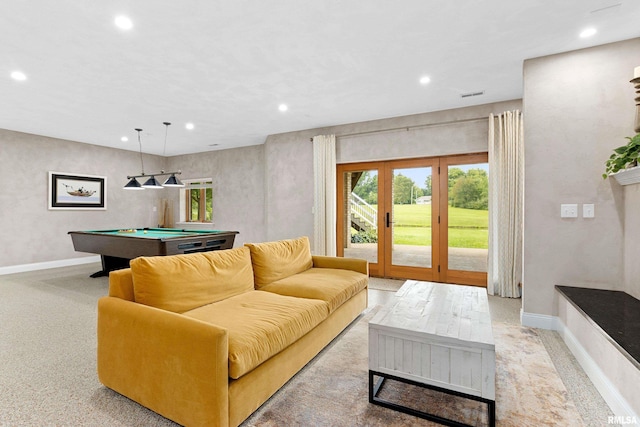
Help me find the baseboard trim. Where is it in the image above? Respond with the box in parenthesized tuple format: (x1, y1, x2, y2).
(555, 317, 638, 419)
(0, 256, 100, 275)
(520, 310, 555, 330)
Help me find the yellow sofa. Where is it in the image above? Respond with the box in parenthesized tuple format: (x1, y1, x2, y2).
(97, 237, 368, 427)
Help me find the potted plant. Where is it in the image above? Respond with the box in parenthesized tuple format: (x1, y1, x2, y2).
(603, 133, 640, 179)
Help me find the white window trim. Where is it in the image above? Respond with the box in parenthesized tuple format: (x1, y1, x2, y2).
(178, 178, 214, 225)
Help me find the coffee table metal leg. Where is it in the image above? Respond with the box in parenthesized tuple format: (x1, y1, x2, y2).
(488, 399, 496, 427)
(369, 370, 496, 427)
(369, 370, 385, 402)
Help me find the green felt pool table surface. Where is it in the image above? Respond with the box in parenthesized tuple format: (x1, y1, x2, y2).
(83, 228, 230, 239)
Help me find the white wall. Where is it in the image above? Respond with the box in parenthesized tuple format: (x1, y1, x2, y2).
(0, 129, 168, 268)
(523, 38, 640, 316)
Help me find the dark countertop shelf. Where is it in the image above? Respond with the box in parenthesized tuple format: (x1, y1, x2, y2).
(556, 285, 640, 370)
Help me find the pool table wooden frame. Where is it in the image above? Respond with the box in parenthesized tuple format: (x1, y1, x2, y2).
(69, 228, 238, 277)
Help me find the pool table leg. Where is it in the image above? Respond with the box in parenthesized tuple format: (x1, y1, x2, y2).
(90, 256, 131, 278)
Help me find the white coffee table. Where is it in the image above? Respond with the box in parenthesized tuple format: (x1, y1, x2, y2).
(368, 280, 495, 427)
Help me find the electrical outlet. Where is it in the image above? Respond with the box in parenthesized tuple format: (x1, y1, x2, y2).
(560, 204, 578, 218)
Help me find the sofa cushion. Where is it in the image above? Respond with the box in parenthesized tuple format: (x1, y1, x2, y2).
(259, 268, 368, 313)
(130, 247, 254, 313)
(183, 290, 328, 379)
(245, 236, 313, 287)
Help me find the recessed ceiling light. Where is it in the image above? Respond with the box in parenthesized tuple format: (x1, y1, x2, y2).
(114, 16, 133, 30)
(278, 104, 288, 112)
(10, 71, 27, 81)
(419, 76, 431, 85)
(185, 122, 195, 130)
(580, 27, 597, 38)
(121, 136, 129, 142)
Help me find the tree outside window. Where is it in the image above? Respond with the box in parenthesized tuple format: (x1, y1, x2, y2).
(186, 180, 213, 222)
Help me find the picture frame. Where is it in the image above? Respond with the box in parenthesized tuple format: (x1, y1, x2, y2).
(48, 172, 107, 210)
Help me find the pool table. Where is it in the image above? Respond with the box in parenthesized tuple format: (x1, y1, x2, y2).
(69, 228, 238, 277)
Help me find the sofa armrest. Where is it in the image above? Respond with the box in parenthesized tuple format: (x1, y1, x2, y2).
(97, 297, 229, 427)
(108, 268, 134, 301)
(311, 255, 369, 276)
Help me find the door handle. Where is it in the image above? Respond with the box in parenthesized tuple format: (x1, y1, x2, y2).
(386, 212, 393, 228)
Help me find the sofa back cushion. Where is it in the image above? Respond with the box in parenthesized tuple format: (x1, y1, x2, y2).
(130, 246, 254, 313)
(245, 236, 313, 287)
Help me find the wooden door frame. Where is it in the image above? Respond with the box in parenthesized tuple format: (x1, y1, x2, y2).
(439, 153, 488, 287)
(337, 153, 488, 287)
(336, 162, 385, 277)
(382, 157, 440, 282)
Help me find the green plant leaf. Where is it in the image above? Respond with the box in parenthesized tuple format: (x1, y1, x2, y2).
(603, 133, 640, 179)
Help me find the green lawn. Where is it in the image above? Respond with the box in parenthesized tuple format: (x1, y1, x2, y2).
(392, 204, 488, 228)
(357, 204, 488, 248)
(392, 226, 488, 248)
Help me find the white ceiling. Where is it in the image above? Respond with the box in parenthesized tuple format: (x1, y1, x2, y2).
(1, 1, 639, 156)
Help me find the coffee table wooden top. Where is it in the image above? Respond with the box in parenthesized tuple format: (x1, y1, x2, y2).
(369, 280, 494, 349)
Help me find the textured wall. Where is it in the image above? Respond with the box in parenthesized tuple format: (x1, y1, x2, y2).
(166, 145, 266, 247)
(337, 100, 521, 163)
(523, 38, 640, 316)
(0, 129, 167, 267)
(264, 100, 522, 244)
(264, 132, 314, 242)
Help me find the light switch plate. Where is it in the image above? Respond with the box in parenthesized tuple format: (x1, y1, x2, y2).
(583, 204, 595, 218)
(561, 204, 578, 218)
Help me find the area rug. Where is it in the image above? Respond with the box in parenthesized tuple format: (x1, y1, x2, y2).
(367, 277, 405, 292)
(243, 308, 585, 427)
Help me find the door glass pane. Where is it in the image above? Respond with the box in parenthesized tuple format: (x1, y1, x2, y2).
(447, 163, 489, 272)
(391, 167, 432, 268)
(343, 170, 378, 264)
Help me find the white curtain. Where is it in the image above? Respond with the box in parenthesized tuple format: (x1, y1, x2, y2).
(488, 111, 523, 298)
(312, 134, 337, 256)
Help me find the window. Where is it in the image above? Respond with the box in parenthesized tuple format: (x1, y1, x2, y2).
(182, 179, 213, 222)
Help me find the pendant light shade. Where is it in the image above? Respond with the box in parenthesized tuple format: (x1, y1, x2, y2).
(123, 177, 144, 190)
(162, 174, 184, 187)
(142, 176, 164, 189)
(123, 124, 185, 190)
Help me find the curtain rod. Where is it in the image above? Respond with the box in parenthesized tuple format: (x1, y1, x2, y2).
(309, 116, 491, 142)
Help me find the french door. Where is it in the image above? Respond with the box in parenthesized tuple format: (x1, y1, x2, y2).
(337, 153, 488, 287)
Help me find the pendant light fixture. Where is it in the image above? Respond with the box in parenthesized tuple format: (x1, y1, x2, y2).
(161, 122, 184, 187)
(123, 124, 184, 190)
(142, 175, 163, 189)
(123, 176, 143, 190)
(162, 174, 183, 187)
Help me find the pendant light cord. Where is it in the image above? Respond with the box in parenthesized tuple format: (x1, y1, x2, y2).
(163, 122, 171, 157)
(162, 122, 171, 157)
(136, 128, 145, 174)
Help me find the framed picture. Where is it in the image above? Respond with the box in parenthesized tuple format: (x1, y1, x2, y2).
(48, 172, 107, 210)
